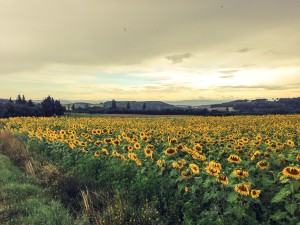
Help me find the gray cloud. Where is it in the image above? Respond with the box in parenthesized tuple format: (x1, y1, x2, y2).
(214, 83, 300, 91)
(237, 48, 252, 53)
(1, 0, 299, 74)
(165, 53, 193, 64)
(219, 70, 239, 74)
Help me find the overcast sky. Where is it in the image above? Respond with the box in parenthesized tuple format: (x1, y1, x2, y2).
(1, 0, 300, 101)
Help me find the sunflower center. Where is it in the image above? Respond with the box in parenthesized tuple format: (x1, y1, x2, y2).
(288, 168, 299, 175)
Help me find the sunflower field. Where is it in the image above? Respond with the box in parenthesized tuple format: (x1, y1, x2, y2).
(0, 115, 299, 224)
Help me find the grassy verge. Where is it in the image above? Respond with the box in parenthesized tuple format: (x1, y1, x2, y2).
(0, 153, 88, 225)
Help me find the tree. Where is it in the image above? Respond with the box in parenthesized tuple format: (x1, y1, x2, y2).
(54, 100, 65, 115)
(27, 99, 35, 107)
(41, 96, 55, 116)
(126, 102, 131, 110)
(143, 102, 146, 110)
(15, 94, 22, 104)
(112, 99, 117, 109)
(21, 95, 27, 104)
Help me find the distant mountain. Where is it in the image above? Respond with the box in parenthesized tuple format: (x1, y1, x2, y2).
(103, 101, 177, 110)
(165, 100, 227, 106)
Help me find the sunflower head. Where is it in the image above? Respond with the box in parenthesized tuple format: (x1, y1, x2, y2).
(232, 169, 249, 178)
(134, 142, 141, 149)
(257, 160, 270, 170)
(251, 189, 261, 198)
(282, 166, 300, 179)
(181, 170, 193, 179)
(205, 166, 220, 176)
(234, 183, 251, 196)
(216, 174, 229, 185)
(189, 163, 200, 174)
(144, 148, 153, 159)
(94, 150, 101, 157)
(227, 154, 242, 164)
(165, 147, 177, 156)
(156, 159, 166, 169)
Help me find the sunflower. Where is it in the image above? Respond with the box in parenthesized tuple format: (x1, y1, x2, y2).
(226, 143, 233, 150)
(177, 144, 184, 150)
(234, 183, 251, 196)
(296, 154, 300, 162)
(227, 154, 242, 164)
(102, 148, 109, 155)
(104, 138, 112, 144)
(142, 136, 149, 142)
(184, 187, 189, 192)
(251, 150, 261, 160)
(78, 141, 87, 147)
(128, 152, 138, 161)
(92, 129, 97, 135)
(60, 130, 66, 136)
(193, 144, 202, 152)
(134, 142, 141, 150)
(192, 152, 206, 161)
(112, 139, 120, 146)
(181, 170, 193, 179)
(82, 148, 88, 154)
(189, 163, 200, 174)
(282, 166, 300, 179)
(94, 150, 101, 157)
(257, 160, 270, 170)
(144, 148, 153, 159)
(165, 148, 177, 156)
(135, 159, 142, 166)
(216, 174, 229, 185)
(112, 150, 121, 157)
(69, 142, 76, 149)
(156, 159, 166, 169)
(209, 161, 222, 170)
(94, 140, 102, 146)
(250, 189, 261, 198)
(205, 166, 220, 176)
(286, 140, 295, 147)
(232, 169, 249, 178)
(170, 137, 178, 144)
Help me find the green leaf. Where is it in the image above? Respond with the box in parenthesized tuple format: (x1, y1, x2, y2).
(294, 193, 300, 199)
(285, 203, 298, 215)
(233, 206, 245, 219)
(227, 192, 238, 203)
(271, 187, 291, 203)
(270, 211, 288, 221)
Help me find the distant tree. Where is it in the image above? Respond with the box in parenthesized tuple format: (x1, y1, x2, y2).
(21, 95, 27, 104)
(112, 99, 117, 109)
(27, 99, 35, 107)
(126, 102, 131, 110)
(9, 97, 13, 103)
(54, 100, 65, 115)
(143, 102, 146, 110)
(41, 96, 55, 116)
(71, 104, 75, 111)
(15, 94, 22, 104)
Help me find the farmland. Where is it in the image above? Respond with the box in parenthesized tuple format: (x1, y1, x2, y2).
(0, 115, 299, 224)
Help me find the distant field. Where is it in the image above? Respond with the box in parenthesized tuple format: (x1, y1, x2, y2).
(0, 115, 299, 224)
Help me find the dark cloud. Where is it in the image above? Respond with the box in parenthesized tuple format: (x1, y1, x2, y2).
(214, 83, 300, 91)
(237, 48, 252, 53)
(165, 53, 193, 64)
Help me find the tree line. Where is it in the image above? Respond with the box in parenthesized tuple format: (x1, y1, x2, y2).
(70, 97, 300, 116)
(0, 95, 65, 118)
